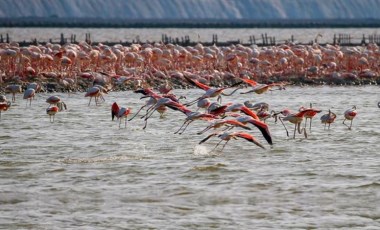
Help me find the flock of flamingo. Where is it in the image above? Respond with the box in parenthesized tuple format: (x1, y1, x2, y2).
(0, 39, 370, 151)
(1, 73, 358, 151)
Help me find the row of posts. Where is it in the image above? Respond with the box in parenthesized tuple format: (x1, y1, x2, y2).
(2, 33, 380, 46)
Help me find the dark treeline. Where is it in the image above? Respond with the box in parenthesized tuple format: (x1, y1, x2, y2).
(1, 18, 380, 28)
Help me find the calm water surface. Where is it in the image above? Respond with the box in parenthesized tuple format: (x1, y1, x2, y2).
(1, 86, 380, 229)
(1, 27, 380, 44)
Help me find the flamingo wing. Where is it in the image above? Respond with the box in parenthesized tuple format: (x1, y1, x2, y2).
(247, 119, 273, 145)
(241, 78, 258, 87)
(234, 132, 265, 149)
(199, 132, 219, 144)
(183, 75, 210, 91)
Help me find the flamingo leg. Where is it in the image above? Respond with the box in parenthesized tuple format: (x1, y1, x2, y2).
(279, 117, 289, 137)
(174, 120, 190, 134)
(128, 105, 146, 121)
(309, 118, 313, 132)
(88, 97, 92, 106)
(212, 139, 225, 152)
(293, 123, 297, 139)
(178, 120, 193, 135)
(220, 140, 230, 151)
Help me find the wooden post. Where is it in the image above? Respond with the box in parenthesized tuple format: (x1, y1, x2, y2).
(60, 33, 64, 45)
(6, 33, 9, 43)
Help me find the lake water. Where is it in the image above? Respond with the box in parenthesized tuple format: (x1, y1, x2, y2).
(1, 27, 380, 45)
(1, 86, 379, 229)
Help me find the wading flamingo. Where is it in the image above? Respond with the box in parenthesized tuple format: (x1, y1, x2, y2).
(85, 86, 102, 106)
(299, 103, 322, 131)
(273, 109, 314, 139)
(320, 109, 337, 129)
(343, 106, 357, 130)
(5, 84, 22, 102)
(111, 102, 131, 128)
(0, 99, 11, 120)
(198, 131, 265, 152)
(23, 88, 35, 106)
(46, 106, 59, 122)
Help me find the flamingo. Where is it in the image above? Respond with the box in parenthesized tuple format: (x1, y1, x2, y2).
(240, 78, 285, 95)
(5, 84, 22, 102)
(210, 103, 260, 120)
(320, 109, 337, 129)
(183, 75, 242, 106)
(172, 105, 218, 135)
(198, 131, 265, 152)
(197, 119, 252, 135)
(343, 106, 357, 130)
(111, 102, 131, 128)
(273, 109, 314, 139)
(299, 103, 322, 131)
(46, 106, 59, 122)
(23, 88, 35, 106)
(46, 95, 62, 109)
(0, 99, 11, 120)
(85, 86, 101, 106)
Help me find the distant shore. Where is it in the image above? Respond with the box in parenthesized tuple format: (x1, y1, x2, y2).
(1, 18, 380, 28)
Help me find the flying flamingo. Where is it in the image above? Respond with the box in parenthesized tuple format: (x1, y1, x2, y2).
(299, 103, 322, 131)
(23, 88, 35, 106)
(183, 75, 243, 106)
(46, 106, 59, 123)
(142, 97, 186, 130)
(111, 102, 131, 128)
(172, 105, 218, 135)
(197, 119, 252, 135)
(231, 114, 273, 145)
(320, 109, 337, 129)
(210, 103, 260, 120)
(240, 78, 285, 95)
(198, 131, 265, 152)
(273, 108, 314, 139)
(343, 106, 357, 130)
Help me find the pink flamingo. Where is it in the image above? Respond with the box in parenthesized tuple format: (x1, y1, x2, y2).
(199, 131, 265, 151)
(46, 106, 59, 123)
(85, 86, 101, 106)
(273, 108, 314, 138)
(299, 103, 322, 131)
(183, 75, 242, 106)
(0, 99, 11, 120)
(5, 84, 22, 102)
(343, 106, 357, 129)
(111, 102, 131, 128)
(197, 119, 252, 135)
(320, 109, 337, 129)
(240, 78, 285, 95)
(23, 88, 35, 106)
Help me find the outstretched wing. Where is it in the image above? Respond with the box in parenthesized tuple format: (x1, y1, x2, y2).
(241, 78, 258, 87)
(234, 132, 265, 149)
(183, 75, 210, 91)
(247, 119, 273, 145)
(199, 133, 218, 144)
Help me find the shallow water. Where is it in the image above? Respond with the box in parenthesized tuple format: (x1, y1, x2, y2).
(1, 86, 380, 229)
